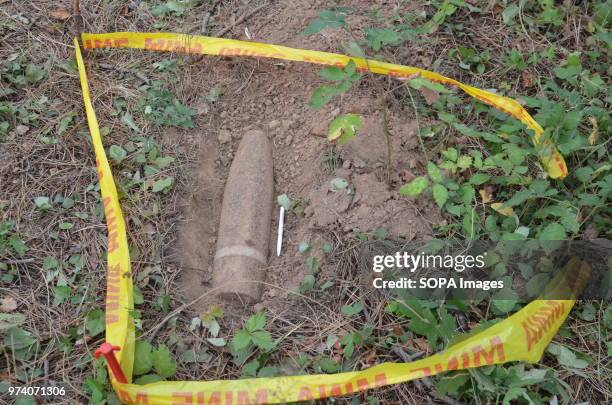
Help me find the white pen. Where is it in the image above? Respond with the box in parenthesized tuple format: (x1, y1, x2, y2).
(277, 206, 285, 256)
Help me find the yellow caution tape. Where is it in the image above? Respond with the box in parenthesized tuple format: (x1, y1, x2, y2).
(74, 33, 579, 404)
(81, 32, 568, 179)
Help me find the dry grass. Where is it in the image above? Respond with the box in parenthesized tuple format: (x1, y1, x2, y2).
(0, 1, 609, 404)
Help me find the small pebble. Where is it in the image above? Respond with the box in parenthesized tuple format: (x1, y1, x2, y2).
(218, 129, 231, 144)
(15, 125, 29, 135)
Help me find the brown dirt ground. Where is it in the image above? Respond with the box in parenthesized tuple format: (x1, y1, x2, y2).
(3, 0, 607, 403)
(173, 0, 444, 314)
(0, 0, 483, 403)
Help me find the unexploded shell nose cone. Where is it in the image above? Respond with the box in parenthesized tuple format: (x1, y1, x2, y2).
(212, 130, 274, 303)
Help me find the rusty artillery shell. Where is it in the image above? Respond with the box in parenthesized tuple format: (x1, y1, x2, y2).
(212, 129, 273, 303)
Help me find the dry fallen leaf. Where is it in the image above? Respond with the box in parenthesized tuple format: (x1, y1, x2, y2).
(412, 337, 430, 353)
(50, 8, 71, 20)
(583, 222, 599, 240)
(480, 188, 514, 216)
(418, 86, 440, 105)
(363, 350, 378, 366)
(521, 70, 536, 88)
(0, 296, 18, 312)
(479, 187, 493, 204)
(491, 202, 515, 217)
(333, 339, 344, 354)
(588, 116, 599, 145)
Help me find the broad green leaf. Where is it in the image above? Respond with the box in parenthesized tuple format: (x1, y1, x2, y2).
(399, 177, 429, 196)
(330, 177, 349, 191)
(432, 184, 448, 207)
(242, 360, 260, 376)
(502, 4, 519, 24)
(438, 112, 458, 124)
(503, 387, 528, 405)
(298, 242, 310, 254)
(456, 155, 473, 170)
(578, 303, 596, 322)
(152, 177, 174, 193)
(134, 374, 164, 385)
(15, 396, 37, 405)
(492, 288, 518, 313)
(503, 190, 532, 207)
(153, 156, 175, 169)
(538, 222, 566, 240)
(408, 77, 450, 93)
(25, 63, 45, 83)
(341, 302, 364, 317)
(277, 193, 293, 210)
(427, 162, 443, 183)
(343, 60, 357, 76)
(442, 147, 458, 161)
(300, 10, 347, 35)
(469, 173, 490, 185)
(319, 66, 345, 81)
(57, 113, 75, 135)
(181, 348, 211, 363)
(0, 313, 26, 330)
(547, 343, 589, 369)
(207, 337, 226, 347)
(109, 145, 127, 163)
(152, 344, 177, 378)
(309, 86, 336, 108)
(8, 235, 27, 256)
(435, 373, 470, 396)
(299, 274, 316, 293)
(251, 330, 275, 350)
(327, 113, 362, 145)
(4, 327, 35, 350)
(121, 112, 141, 132)
(133, 340, 154, 376)
(52, 285, 72, 306)
(306, 256, 319, 273)
(342, 41, 366, 58)
(245, 312, 266, 332)
(364, 28, 401, 51)
(85, 309, 105, 336)
(34, 196, 51, 210)
(233, 330, 252, 351)
(526, 273, 550, 297)
(574, 167, 593, 183)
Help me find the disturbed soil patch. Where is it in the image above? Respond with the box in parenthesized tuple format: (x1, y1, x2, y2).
(170, 5, 445, 315)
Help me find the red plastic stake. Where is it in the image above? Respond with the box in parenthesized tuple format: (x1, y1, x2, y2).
(94, 343, 128, 383)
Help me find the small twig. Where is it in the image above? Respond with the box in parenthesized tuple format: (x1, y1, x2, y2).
(98, 62, 150, 84)
(391, 346, 424, 362)
(1, 258, 35, 265)
(202, 0, 224, 35)
(144, 284, 224, 342)
(215, 3, 268, 37)
(72, 0, 82, 39)
(407, 88, 428, 161)
(382, 103, 393, 186)
(201, 12, 212, 35)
